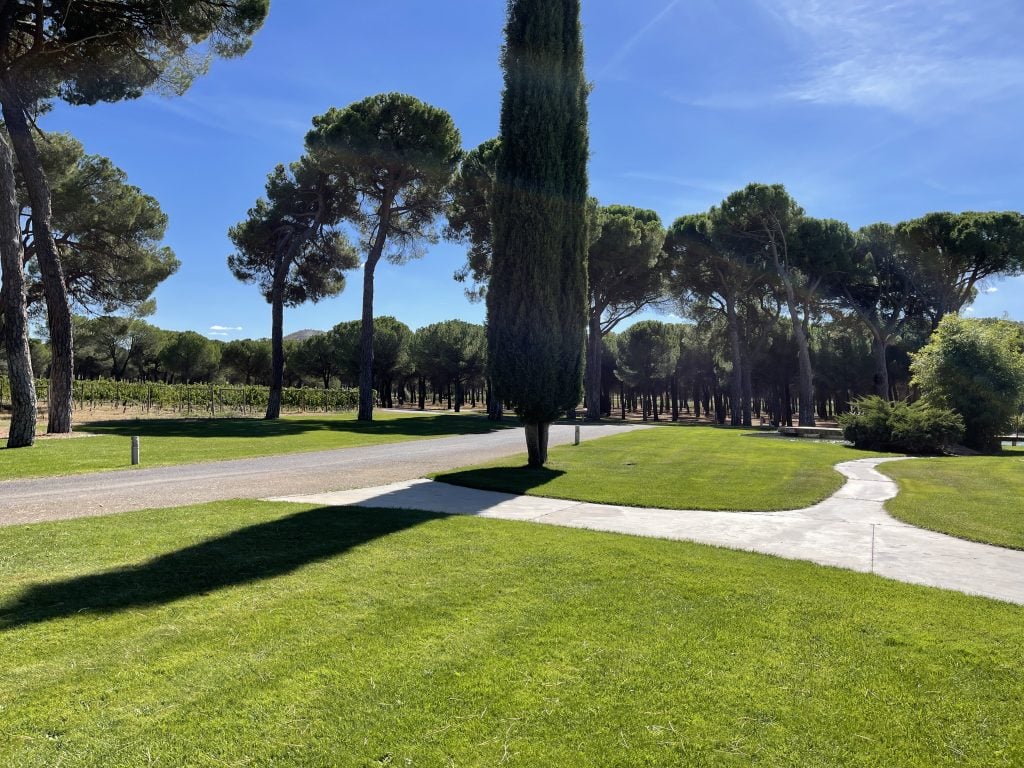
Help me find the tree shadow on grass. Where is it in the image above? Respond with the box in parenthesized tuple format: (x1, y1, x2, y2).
(432, 466, 566, 497)
(80, 414, 515, 440)
(0, 506, 441, 631)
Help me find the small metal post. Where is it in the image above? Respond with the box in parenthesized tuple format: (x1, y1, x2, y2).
(574, 425, 581, 446)
(131, 435, 140, 466)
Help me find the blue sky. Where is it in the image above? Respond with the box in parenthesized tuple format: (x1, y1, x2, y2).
(40, 0, 1024, 339)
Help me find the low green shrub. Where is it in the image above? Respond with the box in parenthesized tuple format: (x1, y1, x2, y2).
(839, 396, 892, 450)
(910, 315, 1024, 451)
(839, 396, 963, 454)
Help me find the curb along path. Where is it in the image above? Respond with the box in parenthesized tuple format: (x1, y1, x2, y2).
(267, 457, 1024, 606)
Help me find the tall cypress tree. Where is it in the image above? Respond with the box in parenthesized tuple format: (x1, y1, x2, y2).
(488, 0, 590, 468)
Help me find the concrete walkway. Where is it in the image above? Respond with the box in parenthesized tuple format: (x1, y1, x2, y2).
(267, 457, 1024, 606)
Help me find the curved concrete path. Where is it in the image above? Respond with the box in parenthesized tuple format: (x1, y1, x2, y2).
(267, 457, 1024, 606)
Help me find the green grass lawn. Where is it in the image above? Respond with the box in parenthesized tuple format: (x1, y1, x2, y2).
(0, 411, 510, 480)
(434, 426, 890, 511)
(0, 501, 1020, 767)
(882, 450, 1024, 550)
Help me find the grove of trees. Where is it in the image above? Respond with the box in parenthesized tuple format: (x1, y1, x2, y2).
(0, 0, 269, 446)
(305, 94, 462, 422)
(4, 1, 1024, 458)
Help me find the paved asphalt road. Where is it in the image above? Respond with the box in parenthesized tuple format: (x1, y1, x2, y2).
(0, 422, 646, 527)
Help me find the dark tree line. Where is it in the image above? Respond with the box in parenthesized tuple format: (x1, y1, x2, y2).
(662, 184, 1024, 426)
(39, 314, 492, 415)
(448, 167, 1023, 432)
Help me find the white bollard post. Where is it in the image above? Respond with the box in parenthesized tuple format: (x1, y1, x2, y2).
(131, 435, 140, 466)
(574, 425, 580, 446)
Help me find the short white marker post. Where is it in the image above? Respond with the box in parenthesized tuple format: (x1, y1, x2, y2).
(131, 436, 140, 466)
(574, 425, 581, 446)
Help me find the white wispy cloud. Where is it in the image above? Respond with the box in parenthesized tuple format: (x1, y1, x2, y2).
(759, 0, 1024, 114)
(210, 325, 243, 332)
(145, 92, 310, 143)
(596, 0, 682, 79)
(984, 287, 999, 294)
(620, 172, 740, 194)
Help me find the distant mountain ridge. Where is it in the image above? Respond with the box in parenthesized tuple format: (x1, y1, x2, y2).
(284, 329, 324, 342)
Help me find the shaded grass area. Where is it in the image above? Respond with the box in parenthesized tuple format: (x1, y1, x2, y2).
(435, 426, 890, 511)
(1, 501, 1021, 767)
(0, 411, 510, 480)
(882, 450, 1024, 550)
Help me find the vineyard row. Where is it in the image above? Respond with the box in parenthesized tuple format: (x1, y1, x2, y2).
(0, 378, 361, 416)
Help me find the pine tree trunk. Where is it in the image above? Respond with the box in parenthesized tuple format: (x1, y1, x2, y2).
(266, 272, 285, 420)
(1, 82, 73, 433)
(725, 295, 744, 426)
(0, 129, 36, 447)
(872, 333, 890, 399)
(486, 378, 503, 420)
(525, 421, 549, 468)
(793, 316, 816, 426)
(766, 234, 815, 427)
(357, 196, 393, 422)
(741, 356, 754, 427)
(584, 309, 603, 421)
(357, 260, 377, 421)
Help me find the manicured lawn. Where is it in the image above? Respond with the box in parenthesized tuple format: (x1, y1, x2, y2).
(434, 426, 890, 511)
(0, 501, 1020, 767)
(882, 450, 1024, 550)
(0, 411, 509, 480)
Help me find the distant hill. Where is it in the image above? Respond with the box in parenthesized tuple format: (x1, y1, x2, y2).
(284, 329, 324, 342)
